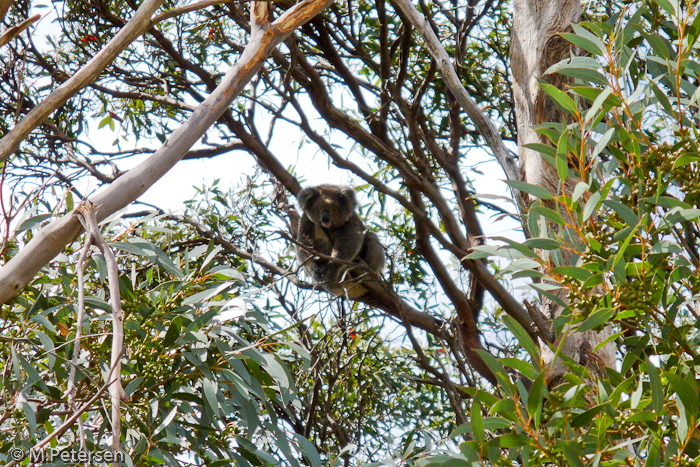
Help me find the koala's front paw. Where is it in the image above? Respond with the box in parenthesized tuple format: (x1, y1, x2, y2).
(312, 261, 333, 282)
(322, 263, 350, 283)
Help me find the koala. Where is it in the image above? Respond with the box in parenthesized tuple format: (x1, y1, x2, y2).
(296, 185, 385, 298)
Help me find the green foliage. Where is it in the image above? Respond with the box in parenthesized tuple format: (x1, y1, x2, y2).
(180, 183, 466, 462)
(413, 3, 700, 466)
(5, 0, 700, 464)
(3, 0, 516, 455)
(1, 211, 321, 466)
(1, 178, 475, 465)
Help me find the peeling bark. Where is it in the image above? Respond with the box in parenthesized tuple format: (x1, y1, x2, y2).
(511, 0, 581, 196)
(511, 0, 615, 380)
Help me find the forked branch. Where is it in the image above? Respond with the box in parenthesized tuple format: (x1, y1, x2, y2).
(76, 202, 126, 461)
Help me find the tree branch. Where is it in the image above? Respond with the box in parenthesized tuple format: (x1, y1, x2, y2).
(151, 0, 228, 24)
(390, 0, 519, 182)
(0, 0, 335, 304)
(0, 14, 40, 48)
(0, 0, 165, 162)
(65, 233, 92, 450)
(76, 202, 126, 461)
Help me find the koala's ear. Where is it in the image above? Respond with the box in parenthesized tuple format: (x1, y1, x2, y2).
(298, 187, 319, 209)
(338, 186, 357, 209)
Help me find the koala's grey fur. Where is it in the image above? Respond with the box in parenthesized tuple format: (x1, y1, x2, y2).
(296, 185, 385, 298)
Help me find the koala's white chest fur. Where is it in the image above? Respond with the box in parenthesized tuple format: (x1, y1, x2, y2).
(312, 226, 333, 254)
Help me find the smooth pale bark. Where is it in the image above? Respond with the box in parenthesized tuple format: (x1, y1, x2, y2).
(77, 203, 125, 464)
(0, 0, 334, 304)
(0, 14, 40, 48)
(511, 0, 615, 379)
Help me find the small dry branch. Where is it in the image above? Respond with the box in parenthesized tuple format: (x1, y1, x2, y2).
(76, 202, 126, 462)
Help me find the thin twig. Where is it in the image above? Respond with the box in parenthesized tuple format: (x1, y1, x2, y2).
(151, 0, 228, 24)
(65, 234, 93, 450)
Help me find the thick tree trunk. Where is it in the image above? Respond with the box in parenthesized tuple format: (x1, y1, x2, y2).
(511, 0, 615, 381)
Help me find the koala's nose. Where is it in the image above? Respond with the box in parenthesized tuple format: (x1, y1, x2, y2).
(321, 210, 332, 227)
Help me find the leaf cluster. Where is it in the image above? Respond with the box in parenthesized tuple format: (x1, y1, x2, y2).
(418, 2, 700, 465)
